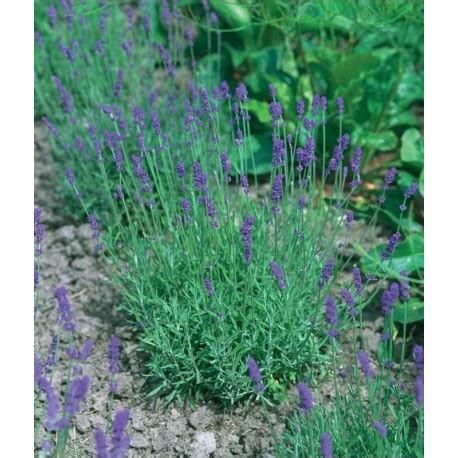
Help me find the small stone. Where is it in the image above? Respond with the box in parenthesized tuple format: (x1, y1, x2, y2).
(131, 433, 150, 449)
(168, 418, 187, 436)
(188, 406, 213, 430)
(75, 414, 91, 433)
(190, 431, 216, 457)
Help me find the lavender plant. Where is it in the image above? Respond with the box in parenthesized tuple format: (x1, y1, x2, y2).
(35, 0, 422, 414)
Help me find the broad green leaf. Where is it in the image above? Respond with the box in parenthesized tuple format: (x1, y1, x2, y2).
(401, 128, 424, 166)
(419, 168, 424, 196)
(363, 130, 398, 152)
(359, 233, 424, 275)
(210, 0, 251, 29)
(246, 99, 271, 125)
(225, 44, 248, 67)
(393, 300, 424, 324)
(332, 54, 380, 86)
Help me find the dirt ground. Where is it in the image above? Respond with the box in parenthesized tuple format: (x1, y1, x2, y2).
(34, 124, 419, 457)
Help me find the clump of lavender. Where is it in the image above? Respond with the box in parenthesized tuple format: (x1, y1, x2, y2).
(318, 258, 334, 289)
(380, 232, 401, 261)
(246, 357, 264, 393)
(240, 215, 255, 265)
(296, 382, 313, 414)
(270, 261, 286, 289)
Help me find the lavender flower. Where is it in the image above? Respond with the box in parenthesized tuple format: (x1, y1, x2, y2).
(325, 296, 338, 325)
(246, 357, 264, 393)
(298, 196, 306, 210)
(352, 266, 363, 296)
(240, 175, 249, 194)
(52, 76, 73, 113)
(220, 152, 231, 182)
(181, 198, 191, 216)
(268, 83, 276, 97)
(311, 94, 321, 116)
(184, 26, 194, 46)
(113, 69, 123, 99)
(404, 181, 418, 199)
(272, 137, 285, 167)
(340, 288, 357, 317)
(204, 277, 215, 297)
(373, 420, 387, 438)
(87, 214, 101, 240)
(328, 134, 350, 173)
(336, 96, 344, 115)
(318, 258, 334, 289)
(114, 185, 124, 200)
(88, 124, 103, 162)
(55, 286, 76, 332)
(108, 336, 121, 375)
(304, 117, 315, 131)
(357, 350, 374, 380)
(45, 335, 58, 374)
(380, 231, 401, 261)
(94, 429, 109, 458)
(270, 261, 286, 289)
(296, 100, 305, 118)
(413, 345, 424, 374)
(381, 283, 399, 316)
(270, 174, 284, 213)
(47, 5, 57, 27)
(132, 106, 144, 127)
(269, 102, 282, 127)
(132, 155, 152, 193)
(42, 116, 60, 137)
(240, 215, 255, 265)
(296, 136, 315, 170)
(110, 409, 131, 456)
(37, 376, 59, 429)
(219, 81, 231, 100)
(62, 375, 90, 418)
(79, 339, 95, 362)
(176, 162, 185, 179)
(65, 168, 76, 186)
(192, 162, 208, 194)
(296, 382, 313, 414)
(235, 83, 248, 102)
(344, 210, 354, 230)
(320, 432, 333, 458)
(415, 375, 424, 407)
(383, 167, 397, 190)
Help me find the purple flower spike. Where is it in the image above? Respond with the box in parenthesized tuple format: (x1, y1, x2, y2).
(204, 277, 215, 298)
(325, 296, 338, 325)
(271, 174, 284, 213)
(311, 94, 321, 116)
(235, 83, 248, 102)
(268, 83, 276, 97)
(269, 102, 282, 127)
(272, 137, 285, 167)
(94, 429, 109, 458)
(415, 375, 424, 407)
(296, 100, 305, 118)
(296, 382, 313, 414)
(413, 345, 424, 374)
(381, 283, 399, 316)
(320, 432, 333, 458)
(176, 161, 185, 179)
(373, 420, 388, 438)
(79, 339, 95, 362)
(63, 375, 90, 417)
(383, 167, 397, 190)
(37, 377, 59, 429)
(52, 76, 73, 114)
(380, 231, 402, 261)
(352, 266, 363, 296)
(132, 106, 144, 127)
(240, 175, 249, 194)
(192, 162, 208, 194)
(108, 336, 121, 375)
(247, 357, 264, 393)
(357, 350, 374, 380)
(270, 261, 286, 289)
(318, 258, 334, 289)
(240, 215, 255, 265)
(404, 182, 418, 199)
(336, 96, 344, 115)
(55, 286, 76, 332)
(65, 168, 76, 186)
(110, 409, 130, 457)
